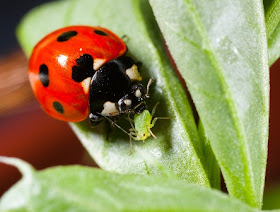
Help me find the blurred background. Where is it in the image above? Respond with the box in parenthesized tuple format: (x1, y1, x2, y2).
(0, 0, 280, 207)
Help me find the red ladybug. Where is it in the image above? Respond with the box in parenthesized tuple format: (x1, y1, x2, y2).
(29, 26, 148, 125)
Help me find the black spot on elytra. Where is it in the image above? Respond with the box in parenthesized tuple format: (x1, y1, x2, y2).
(72, 54, 94, 82)
(57, 31, 77, 42)
(94, 30, 108, 36)
(53, 101, 64, 114)
(39, 64, 49, 87)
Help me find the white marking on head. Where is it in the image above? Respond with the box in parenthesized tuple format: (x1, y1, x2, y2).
(79, 48, 83, 51)
(57, 55, 68, 67)
(126, 64, 142, 81)
(81, 77, 91, 94)
(124, 99, 132, 106)
(135, 89, 142, 98)
(101, 101, 118, 116)
(93, 58, 106, 70)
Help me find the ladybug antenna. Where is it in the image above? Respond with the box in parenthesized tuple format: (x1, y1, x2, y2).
(145, 78, 154, 98)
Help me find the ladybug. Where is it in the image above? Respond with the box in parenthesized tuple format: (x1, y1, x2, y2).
(28, 26, 149, 126)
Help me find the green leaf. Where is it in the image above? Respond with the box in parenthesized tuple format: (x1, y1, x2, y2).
(198, 121, 220, 190)
(149, 0, 269, 208)
(264, 0, 280, 39)
(268, 22, 280, 66)
(0, 157, 257, 212)
(17, 0, 212, 186)
(264, 0, 280, 65)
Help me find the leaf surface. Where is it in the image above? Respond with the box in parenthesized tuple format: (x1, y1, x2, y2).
(264, 0, 280, 65)
(149, 0, 269, 208)
(198, 121, 220, 190)
(268, 23, 280, 66)
(264, 0, 280, 39)
(0, 157, 256, 212)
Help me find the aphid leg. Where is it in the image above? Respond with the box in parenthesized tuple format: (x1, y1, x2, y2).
(151, 117, 173, 128)
(129, 136, 133, 155)
(128, 117, 138, 155)
(147, 126, 157, 140)
(127, 114, 136, 131)
(129, 132, 138, 136)
(151, 102, 160, 116)
(126, 117, 135, 125)
(127, 115, 138, 142)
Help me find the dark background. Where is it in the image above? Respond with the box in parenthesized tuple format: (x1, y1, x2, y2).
(0, 1, 52, 56)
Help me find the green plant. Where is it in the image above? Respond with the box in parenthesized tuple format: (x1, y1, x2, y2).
(1, 0, 280, 211)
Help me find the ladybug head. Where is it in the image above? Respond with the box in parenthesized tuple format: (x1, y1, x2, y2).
(118, 78, 153, 114)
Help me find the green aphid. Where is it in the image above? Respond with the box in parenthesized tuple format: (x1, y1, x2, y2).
(131, 109, 156, 140)
(129, 103, 171, 141)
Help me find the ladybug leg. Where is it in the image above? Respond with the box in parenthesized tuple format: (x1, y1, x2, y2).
(111, 116, 120, 127)
(102, 115, 135, 142)
(104, 120, 113, 140)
